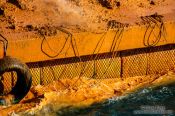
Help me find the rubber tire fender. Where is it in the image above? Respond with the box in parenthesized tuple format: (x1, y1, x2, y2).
(0, 56, 32, 104)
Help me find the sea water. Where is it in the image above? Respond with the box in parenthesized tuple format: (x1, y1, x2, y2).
(58, 83, 175, 116)
(20, 83, 175, 116)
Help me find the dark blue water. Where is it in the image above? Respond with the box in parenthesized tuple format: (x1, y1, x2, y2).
(58, 83, 175, 116)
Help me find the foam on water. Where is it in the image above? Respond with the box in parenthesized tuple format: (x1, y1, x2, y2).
(20, 82, 175, 116)
(59, 84, 175, 116)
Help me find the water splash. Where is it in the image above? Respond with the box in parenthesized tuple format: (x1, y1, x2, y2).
(19, 82, 175, 116)
(76, 84, 175, 116)
(43, 0, 85, 27)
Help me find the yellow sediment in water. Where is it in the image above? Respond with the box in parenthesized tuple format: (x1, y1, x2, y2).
(1, 71, 175, 115)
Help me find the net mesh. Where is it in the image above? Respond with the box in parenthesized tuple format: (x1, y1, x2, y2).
(26, 44, 175, 86)
(0, 13, 175, 94)
(0, 45, 175, 94)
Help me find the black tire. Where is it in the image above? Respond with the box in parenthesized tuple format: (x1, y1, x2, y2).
(0, 56, 32, 104)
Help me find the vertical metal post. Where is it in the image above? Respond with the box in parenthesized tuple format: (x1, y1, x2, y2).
(39, 63, 43, 85)
(120, 51, 123, 79)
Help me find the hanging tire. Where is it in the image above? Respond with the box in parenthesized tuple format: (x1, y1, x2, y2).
(0, 56, 32, 105)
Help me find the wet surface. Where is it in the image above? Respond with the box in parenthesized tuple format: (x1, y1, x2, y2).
(72, 84, 175, 116)
(0, 71, 174, 115)
(18, 77, 175, 116)
(0, 0, 175, 115)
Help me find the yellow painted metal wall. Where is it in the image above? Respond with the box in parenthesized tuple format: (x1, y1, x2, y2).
(0, 22, 175, 94)
(0, 22, 174, 63)
(26, 44, 175, 86)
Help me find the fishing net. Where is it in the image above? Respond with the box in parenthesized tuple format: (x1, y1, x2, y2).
(0, 13, 175, 94)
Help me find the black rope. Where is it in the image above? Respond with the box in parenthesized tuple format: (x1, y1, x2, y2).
(41, 27, 72, 58)
(77, 31, 108, 78)
(100, 22, 126, 79)
(78, 21, 127, 80)
(141, 13, 166, 47)
(141, 13, 167, 76)
(146, 15, 164, 46)
(0, 34, 8, 57)
(49, 66, 67, 88)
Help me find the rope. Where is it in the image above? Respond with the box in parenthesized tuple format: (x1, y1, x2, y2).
(41, 28, 71, 58)
(141, 13, 167, 47)
(0, 34, 8, 57)
(100, 22, 127, 79)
